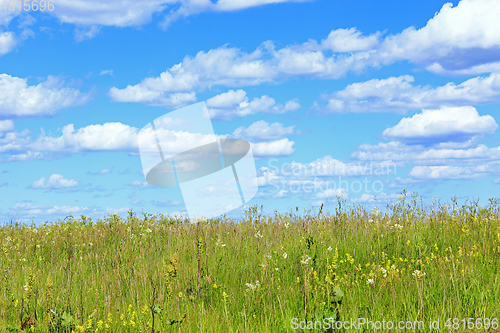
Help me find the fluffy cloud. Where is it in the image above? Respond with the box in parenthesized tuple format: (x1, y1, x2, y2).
(374, 0, 500, 75)
(382, 106, 497, 144)
(0, 120, 14, 132)
(314, 73, 500, 114)
(352, 141, 500, 165)
(30, 174, 79, 189)
(10, 203, 88, 216)
(110, 0, 500, 105)
(408, 165, 492, 180)
(303, 28, 381, 53)
(0, 75, 90, 118)
(207, 90, 300, 120)
(0, 31, 17, 55)
(0, 119, 294, 161)
(232, 120, 295, 142)
(251, 138, 295, 158)
(161, 0, 311, 28)
(207, 89, 301, 120)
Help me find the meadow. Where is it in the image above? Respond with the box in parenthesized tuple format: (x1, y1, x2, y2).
(1, 192, 500, 332)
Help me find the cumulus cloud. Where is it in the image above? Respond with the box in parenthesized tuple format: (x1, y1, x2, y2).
(251, 138, 295, 158)
(374, 0, 500, 75)
(10, 202, 88, 216)
(30, 174, 79, 189)
(110, 0, 500, 106)
(382, 106, 498, 144)
(302, 28, 381, 53)
(232, 120, 295, 142)
(0, 120, 14, 133)
(408, 165, 492, 180)
(314, 73, 500, 114)
(0, 75, 90, 118)
(0, 121, 219, 161)
(0, 31, 17, 56)
(207, 90, 300, 120)
(352, 141, 500, 165)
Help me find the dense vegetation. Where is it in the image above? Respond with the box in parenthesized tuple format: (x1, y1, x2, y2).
(1, 192, 500, 332)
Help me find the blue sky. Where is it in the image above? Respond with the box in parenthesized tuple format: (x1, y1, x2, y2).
(2, 0, 500, 223)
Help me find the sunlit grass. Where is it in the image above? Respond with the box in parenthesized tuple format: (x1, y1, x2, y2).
(1, 192, 500, 332)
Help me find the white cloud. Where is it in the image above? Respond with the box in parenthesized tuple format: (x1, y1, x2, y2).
(88, 168, 113, 175)
(0, 74, 90, 118)
(161, 0, 311, 28)
(303, 28, 380, 53)
(74, 25, 100, 42)
(0, 31, 17, 55)
(251, 138, 295, 158)
(314, 73, 500, 114)
(352, 141, 500, 165)
(31, 122, 139, 153)
(30, 174, 79, 189)
(373, 0, 500, 75)
(10, 203, 88, 216)
(408, 165, 491, 180)
(350, 192, 401, 204)
(232, 120, 295, 142)
(382, 106, 497, 144)
(207, 90, 300, 120)
(131, 180, 149, 188)
(100, 69, 113, 76)
(0, 120, 14, 132)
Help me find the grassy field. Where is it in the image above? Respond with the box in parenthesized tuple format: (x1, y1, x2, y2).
(1, 192, 500, 332)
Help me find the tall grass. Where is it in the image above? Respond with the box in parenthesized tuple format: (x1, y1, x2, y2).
(1, 192, 500, 332)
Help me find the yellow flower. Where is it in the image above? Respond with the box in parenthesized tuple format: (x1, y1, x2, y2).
(178, 292, 183, 298)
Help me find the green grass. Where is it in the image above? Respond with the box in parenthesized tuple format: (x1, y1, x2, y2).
(1, 192, 500, 332)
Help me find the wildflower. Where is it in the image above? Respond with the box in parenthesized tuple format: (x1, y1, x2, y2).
(254, 230, 263, 238)
(367, 278, 375, 285)
(178, 292, 183, 298)
(412, 270, 426, 279)
(327, 246, 333, 251)
(283, 252, 288, 259)
(145, 228, 152, 233)
(380, 267, 388, 278)
(300, 254, 311, 265)
(275, 268, 279, 271)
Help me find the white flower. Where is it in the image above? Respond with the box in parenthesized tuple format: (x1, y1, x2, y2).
(145, 228, 152, 233)
(327, 246, 333, 251)
(412, 270, 426, 278)
(283, 252, 288, 259)
(275, 268, 279, 271)
(367, 278, 374, 285)
(300, 254, 311, 265)
(254, 230, 263, 238)
(380, 267, 388, 278)
(245, 280, 261, 292)
(284, 221, 290, 229)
